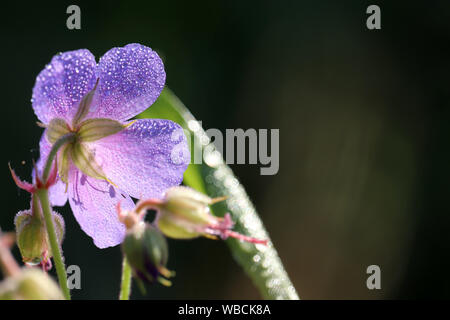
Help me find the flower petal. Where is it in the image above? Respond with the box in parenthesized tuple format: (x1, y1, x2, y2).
(36, 131, 68, 207)
(68, 166, 135, 248)
(90, 44, 166, 121)
(32, 49, 97, 124)
(91, 119, 190, 200)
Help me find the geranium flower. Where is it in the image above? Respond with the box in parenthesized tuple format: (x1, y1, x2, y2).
(32, 44, 190, 248)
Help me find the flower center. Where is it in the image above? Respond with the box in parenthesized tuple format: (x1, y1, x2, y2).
(45, 82, 127, 187)
(46, 117, 126, 187)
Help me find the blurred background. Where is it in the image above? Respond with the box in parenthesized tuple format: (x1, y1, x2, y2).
(1, 0, 450, 299)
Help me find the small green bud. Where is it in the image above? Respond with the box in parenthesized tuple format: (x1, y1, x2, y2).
(71, 79, 98, 127)
(154, 187, 267, 245)
(121, 223, 174, 287)
(14, 205, 64, 269)
(0, 268, 64, 300)
(157, 186, 226, 240)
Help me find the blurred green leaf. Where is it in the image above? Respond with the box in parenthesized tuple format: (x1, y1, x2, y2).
(138, 88, 299, 299)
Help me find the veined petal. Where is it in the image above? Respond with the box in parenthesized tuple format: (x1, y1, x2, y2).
(36, 131, 68, 207)
(68, 166, 135, 248)
(91, 119, 190, 200)
(32, 49, 97, 124)
(89, 44, 166, 121)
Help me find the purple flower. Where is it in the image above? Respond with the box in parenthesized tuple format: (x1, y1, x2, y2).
(32, 44, 190, 248)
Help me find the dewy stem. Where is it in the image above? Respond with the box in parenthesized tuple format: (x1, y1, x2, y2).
(37, 133, 75, 300)
(36, 189, 71, 300)
(119, 256, 132, 300)
(42, 133, 76, 183)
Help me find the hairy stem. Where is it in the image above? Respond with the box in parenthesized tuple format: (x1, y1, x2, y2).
(36, 189, 70, 300)
(37, 133, 75, 299)
(119, 256, 132, 300)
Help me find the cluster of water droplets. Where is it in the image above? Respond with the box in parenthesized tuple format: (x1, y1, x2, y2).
(31, 44, 165, 125)
(31, 49, 97, 124)
(94, 43, 166, 121)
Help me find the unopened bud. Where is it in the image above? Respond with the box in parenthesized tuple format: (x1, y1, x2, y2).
(157, 186, 223, 239)
(0, 268, 64, 300)
(121, 223, 174, 287)
(156, 187, 267, 245)
(14, 204, 64, 269)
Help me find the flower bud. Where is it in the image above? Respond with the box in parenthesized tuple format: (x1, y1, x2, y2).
(156, 186, 223, 239)
(121, 222, 174, 287)
(154, 187, 267, 245)
(0, 268, 64, 300)
(14, 203, 64, 270)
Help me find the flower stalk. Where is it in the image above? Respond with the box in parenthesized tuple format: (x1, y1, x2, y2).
(42, 133, 75, 182)
(37, 133, 76, 300)
(35, 189, 70, 300)
(119, 256, 132, 300)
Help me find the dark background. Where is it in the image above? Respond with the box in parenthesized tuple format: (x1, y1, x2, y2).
(1, 0, 449, 299)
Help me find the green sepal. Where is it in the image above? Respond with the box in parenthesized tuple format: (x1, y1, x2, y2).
(46, 118, 70, 144)
(77, 118, 126, 142)
(57, 144, 71, 185)
(72, 80, 98, 127)
(163, 187, 216, 225)
(70, 142, 107, 181)
(157, 212, 202, 240)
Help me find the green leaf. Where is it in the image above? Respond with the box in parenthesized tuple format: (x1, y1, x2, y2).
(138, 88, 299, 300)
